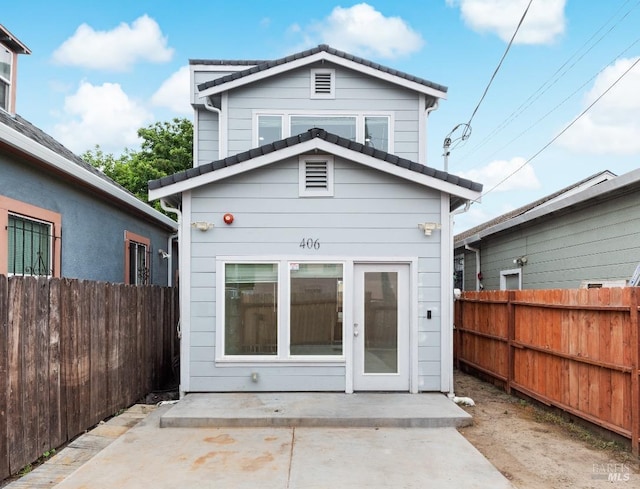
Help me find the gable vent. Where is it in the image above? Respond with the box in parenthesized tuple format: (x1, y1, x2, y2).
(299, 155, 334, 197)
(310, 69, 335, 99)
(314, 73, 332, 94)
(305, 160, 329, 189)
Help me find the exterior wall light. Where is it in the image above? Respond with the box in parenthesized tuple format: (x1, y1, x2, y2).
(514, 256, 528, 266)
(418, 222, 442, 236)
(191, 221, 214, 231)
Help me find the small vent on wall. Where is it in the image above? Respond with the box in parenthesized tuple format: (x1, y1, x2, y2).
(310, 69, 335, 99)
(299, 155, 334, 197)
(305, 160, 329, 190)
(314, 72, 332, 94)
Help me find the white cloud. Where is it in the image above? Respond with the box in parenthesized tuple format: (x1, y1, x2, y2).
(457, 157, 540, 192)
(151, 66, 191, 115)
(52, 81, 153, 154)
(447, 0, 566, 44)
(558, 57, 640, 155)
(52, 15, 174, 71)
(305, 3, 423, 58)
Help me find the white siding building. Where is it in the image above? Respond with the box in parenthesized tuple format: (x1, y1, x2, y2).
(150, 45, 482, 394)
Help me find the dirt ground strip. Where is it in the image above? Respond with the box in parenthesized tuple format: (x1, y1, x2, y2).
(455, 370, 639, 488)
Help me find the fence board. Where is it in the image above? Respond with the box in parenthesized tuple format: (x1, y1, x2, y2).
(0, 276, 8, 480)
(1, 277, 178, 479)
(455, 287, 640, 455)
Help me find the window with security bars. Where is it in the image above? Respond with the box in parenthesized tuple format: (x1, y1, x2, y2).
(8, 214, 53, 276)
(299, 155, 334, 197)
(128, 240, 149, 285)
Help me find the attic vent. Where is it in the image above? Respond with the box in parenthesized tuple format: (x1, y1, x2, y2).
(305, 160, 328, 188)
(310, 69, 335, 99)
(299, 155, 334, 197)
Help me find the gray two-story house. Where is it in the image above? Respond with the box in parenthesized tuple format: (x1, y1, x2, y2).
(149, 45, 482, 394)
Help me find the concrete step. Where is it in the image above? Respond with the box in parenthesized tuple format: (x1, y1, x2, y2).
(159, 393, 473, 429)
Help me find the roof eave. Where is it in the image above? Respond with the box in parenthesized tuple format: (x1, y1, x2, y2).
(197, 51, 448, 100)
(149, 138, 480, 202)
(0, 123, 177, 230)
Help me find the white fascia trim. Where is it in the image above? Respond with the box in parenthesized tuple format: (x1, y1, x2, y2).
(198, 51, 447, 100)
(149, 138, 481, 202)
(0, 123, 178, 230)
(440, 193, 453, 394)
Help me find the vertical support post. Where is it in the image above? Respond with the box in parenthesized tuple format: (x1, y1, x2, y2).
(506, 290, 516, 395)
(630, 287, 639, 456)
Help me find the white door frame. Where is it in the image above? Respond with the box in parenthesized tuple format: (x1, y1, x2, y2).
(350, 262, 412, 392)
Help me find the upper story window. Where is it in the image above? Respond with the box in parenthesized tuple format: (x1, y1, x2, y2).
(0, 46, 12, 112)
(256, 113, 390, 152)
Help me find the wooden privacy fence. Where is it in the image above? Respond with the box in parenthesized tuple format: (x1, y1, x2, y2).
(0, 275, 179, 480)
(454, 288, 640, 455)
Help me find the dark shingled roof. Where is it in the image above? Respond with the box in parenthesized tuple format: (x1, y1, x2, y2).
(193, 44, 448, 94)
(454, 171, 615, 244)
(148, 128, 482, 193)
(0, 110, 137, 195)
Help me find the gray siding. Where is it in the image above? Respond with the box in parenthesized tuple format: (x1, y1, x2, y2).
(1, 152, 173, 285)
(462, 190, 640, 290)
(195, 62, 422, 165)
(187, 157, 443, 391)
(197, 108, 219, 165)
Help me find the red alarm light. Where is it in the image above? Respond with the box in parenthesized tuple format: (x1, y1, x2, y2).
(223, 213, 234, 225)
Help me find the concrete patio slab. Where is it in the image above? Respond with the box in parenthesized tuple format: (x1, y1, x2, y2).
(44, 406, 512, 489)
(160, 392, 473, 428)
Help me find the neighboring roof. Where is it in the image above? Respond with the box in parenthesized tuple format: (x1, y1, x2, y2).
(0, 110, 177, 230)
(455, 170, 627, 246)
(148, 128, 482, 209)
(0, 24, 31, 54)
(194, 44, 447, 98)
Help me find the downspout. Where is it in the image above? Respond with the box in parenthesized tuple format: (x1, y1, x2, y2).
(204, 97, 222, 160)
(424, 99, 439, 166)
(465, 244, 481, 292)
(160, 199, 182, 288)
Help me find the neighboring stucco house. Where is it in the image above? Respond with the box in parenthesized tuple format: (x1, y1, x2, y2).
(452, 169, 640, 291)
(1, 25, 178, 285)
(149, 45, 482, 394)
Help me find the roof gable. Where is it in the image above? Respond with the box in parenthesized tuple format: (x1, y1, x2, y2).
(194, 45, 447, 100)
(455, 170, 619, 245)
(148, 128, 482, 209)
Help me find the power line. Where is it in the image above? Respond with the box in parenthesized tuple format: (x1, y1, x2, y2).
(462, 0, 534, 140)
(476, 56, 640, 201)
(468, 34, 640, 166)
(443, 0, 534, 168)
(457, 0, 640, 166)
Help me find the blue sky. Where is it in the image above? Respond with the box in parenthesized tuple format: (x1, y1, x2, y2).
(3, 0, 640, 232)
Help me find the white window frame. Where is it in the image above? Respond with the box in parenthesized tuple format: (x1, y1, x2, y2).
(0, 45, 12, 112)
(255, 114, 283, 147)
(298, 155, 334, 197)
(216, 258, 347, 364)
(252, 110, 393, 152)
(500, 268, 522, 290)
(310, 68, 335, 99)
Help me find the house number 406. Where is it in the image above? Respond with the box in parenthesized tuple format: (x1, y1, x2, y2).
(300, 238, 320, 250)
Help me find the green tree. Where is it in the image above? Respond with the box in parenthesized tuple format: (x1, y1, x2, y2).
(83, 117, 193, 208)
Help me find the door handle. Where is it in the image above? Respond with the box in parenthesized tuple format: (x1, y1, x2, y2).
(354, 330, 359, 337)
(353, 323, 359, 337)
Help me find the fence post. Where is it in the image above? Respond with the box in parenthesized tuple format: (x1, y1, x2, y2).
(506, 290, 516, 395)
(631, 287, 640, 456)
